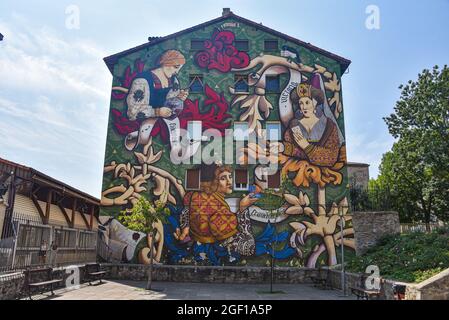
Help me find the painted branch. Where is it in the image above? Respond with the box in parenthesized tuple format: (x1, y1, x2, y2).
(112, 86, 129, 93)
(146, 164, 185, 198)
(306, 243, 326, 268)
(317, 186, 326, 216)
(323, 235, 338, 266)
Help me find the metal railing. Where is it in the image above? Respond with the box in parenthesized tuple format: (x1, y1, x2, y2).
(400, 222, 447, 234)
(0, 211, 98, 274)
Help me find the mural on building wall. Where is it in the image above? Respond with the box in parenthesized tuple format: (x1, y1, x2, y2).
(101, 24, 353, 268)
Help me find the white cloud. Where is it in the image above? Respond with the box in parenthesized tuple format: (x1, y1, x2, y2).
(0, 14, 112, 197)
(345, 131, 395, 178)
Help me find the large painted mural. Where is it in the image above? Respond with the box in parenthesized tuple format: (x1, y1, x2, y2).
(100, 18, 353, 268)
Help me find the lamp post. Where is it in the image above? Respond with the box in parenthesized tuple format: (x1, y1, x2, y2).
(339, 205, 347, 296)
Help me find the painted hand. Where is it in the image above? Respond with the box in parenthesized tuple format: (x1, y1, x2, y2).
(239, 194, 259, 212)
(177, 90, 189, 101)
(293, 131, 310, 149)
(156, 107, 173, 118)
(174, 227, 190, 241)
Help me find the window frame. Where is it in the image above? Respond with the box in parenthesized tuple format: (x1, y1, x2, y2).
(234, 74, 249, 93)
(190, 39, 205, 51)
(185, 168, 201, 191)
(187, 120, 202, 142)
(265, 75, 281, 93)
(264, 39, 279, 52)
(265, 121, 282, 141)
(233, 122, 249, 141)
(189, 74, 204, 93)
(233, 168, 249, 191)
(234, 39, 249, 51)
(267, 169, 281, 189)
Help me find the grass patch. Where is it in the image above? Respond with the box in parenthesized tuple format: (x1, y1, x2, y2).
(346, 227, 449, 283)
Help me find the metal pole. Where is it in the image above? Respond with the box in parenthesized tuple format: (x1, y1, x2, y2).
(340, 206, 346, 296)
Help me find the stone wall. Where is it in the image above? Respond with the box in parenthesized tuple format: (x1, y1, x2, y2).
(406, 267, 449, 300)
(103, 264, 319, 284)
(352, 211, 400, 255)
(0, 264, 92, 300)
(320, 268, 405, 300)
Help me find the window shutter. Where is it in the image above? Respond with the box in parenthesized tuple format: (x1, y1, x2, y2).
(267, 170, 281, 188)
(235, 169, 248, 184)
(186, 169, 200, 189)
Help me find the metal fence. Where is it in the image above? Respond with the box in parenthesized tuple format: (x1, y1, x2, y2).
(400, 222, 448, 234)
(0, 211, 98, 274)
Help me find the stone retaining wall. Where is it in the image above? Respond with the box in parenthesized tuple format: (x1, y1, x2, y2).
(320, 268, 405, 300)
(405, 267, 449, 300)
(0, 264, 91, 300)
(102, 263, 319, 284)
(3, 263, 447, 300)
(352, 211, 400, 255)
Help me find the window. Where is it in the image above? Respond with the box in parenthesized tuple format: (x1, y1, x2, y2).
(234, 74, 249, 93)
(191, 40, 204, 50)
(187, 121, 202, 141)
(78, 231, 96, 249)
(264, 40, 278, 51)
(266, 122, 281, 141)
(266, 75, 280, 93)
(235, 40, 249, 51)
(54, 228, 76, 248)
(234, 122, 249, 141)
(234, 169, 249, 190)
(267, 170, 281, 189)
(189, 75, 204, 93)
(185, 169, 200, 190)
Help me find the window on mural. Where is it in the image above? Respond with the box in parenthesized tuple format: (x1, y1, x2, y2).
(234, 122, 249, 141)
(266, 122, 281, 141)
(267, 170, 281, 189)
(190, 40, 204, 50)
(189, 75, 204, 93)
(234, 169, 249, 190)
(234, 74, 249, 93)
(264, 40, 278, 51)
(266, 75, 280, 93)
(187, 121, 202, 142)
(235, 40, 249, 51)
(186, 169, 200, 190)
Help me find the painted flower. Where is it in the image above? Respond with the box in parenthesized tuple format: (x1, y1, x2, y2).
(283, 191, 314, 216)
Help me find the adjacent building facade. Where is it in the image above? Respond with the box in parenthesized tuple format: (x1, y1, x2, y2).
(0, 157, 99, 272)
(100, 9, 353, 267)
(347, 162, 370, 190)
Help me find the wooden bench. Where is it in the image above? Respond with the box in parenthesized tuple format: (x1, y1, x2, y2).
(23, 267, 63, 300)
(84, 263, 107, 285)
(349, 273, 381, 300)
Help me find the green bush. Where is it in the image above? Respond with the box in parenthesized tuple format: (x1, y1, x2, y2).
(346, 229, 449, 283)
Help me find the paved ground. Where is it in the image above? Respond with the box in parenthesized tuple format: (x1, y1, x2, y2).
(27, 280, 355, 300)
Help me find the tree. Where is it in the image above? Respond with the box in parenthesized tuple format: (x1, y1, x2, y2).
(380, 65, 449, 228)
(118, 196, 170, 290)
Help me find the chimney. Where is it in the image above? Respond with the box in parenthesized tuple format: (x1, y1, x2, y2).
(222, 8, 232, 16)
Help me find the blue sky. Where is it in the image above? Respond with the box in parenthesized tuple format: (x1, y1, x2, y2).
(0, 0, 448, 198)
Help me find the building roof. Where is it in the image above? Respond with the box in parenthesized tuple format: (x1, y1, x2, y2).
(103, 10, 351, 74)
(347, 162, 370, 167)
(0, 157, 100, 204)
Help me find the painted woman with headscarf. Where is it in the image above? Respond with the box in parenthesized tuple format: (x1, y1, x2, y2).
(124, 50, 189, 153)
